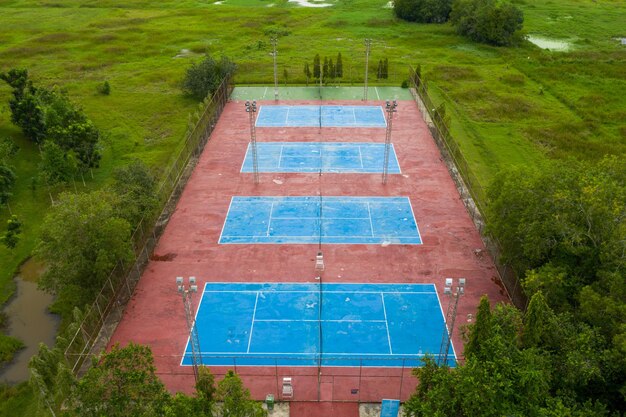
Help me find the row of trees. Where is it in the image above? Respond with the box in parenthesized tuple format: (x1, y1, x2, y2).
(302, 54, 390, 85)
(0, 69, 102, 186)
(0, 137, 18, 207)
(304, 53, 344, 85)
(406, 157, 625, 414)
(394, 0, 524, 46)
(31, 341, 266, 417)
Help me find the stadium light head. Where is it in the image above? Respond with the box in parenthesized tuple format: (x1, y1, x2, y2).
(459, 278, 466, 287)
(189, 276, 196, 285)
(445, 278, 453, 288)
(176, 277, 183, 285)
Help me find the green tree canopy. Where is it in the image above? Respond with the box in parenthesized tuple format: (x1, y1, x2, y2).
(72, 343, 171, 417)
(111, 159, 158, 227)
(36, 190, 133, 302)
(0, 69, 102, 171)
(450, 0, 524, 46)
(182, 55, 236, 100)
(394, 0, 453, 23)
(217, 370, 266, 417)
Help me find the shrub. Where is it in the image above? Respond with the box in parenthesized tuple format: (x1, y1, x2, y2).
(182, 55, 235, 100)
(394, 0, 453, 23)
(451, 0, 524, 46)
(97, 80, 110, 95)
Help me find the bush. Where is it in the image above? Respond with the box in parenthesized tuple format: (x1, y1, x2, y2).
(182, 55, 235, 100)
(97, 80, 110, 95)
(394, 0, 453, 23)
(450, 0, 524, 46)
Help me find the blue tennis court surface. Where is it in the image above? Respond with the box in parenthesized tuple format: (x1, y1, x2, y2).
(182, 283, 455, 367)
(241, 142, 401, 174)
(219, 196, 421, 245)
(255, 105, 386, 127)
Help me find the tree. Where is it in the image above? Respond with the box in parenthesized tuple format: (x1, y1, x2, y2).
(377, 59, 383, 79)
(383, 58, 389, 79)
(36, 190, 133, 301)
(322, 57, 329, 82)
(329, 58, 335, 80)
(335, 53, 343, 79)
(283, 67, 288, 86)
(0, 69, 46, 144)
(182, 55, 236, 100)
(313, 54, 321, 80)
(451, 0, 524, 46)
(406, 300, 552, 416)
(71, 343, 171, 417)
(217, 370, 266, 417)
(1, 215, 22, 249)
(394, 0, 453, 23)
(0, 164, 16, 206)
(0, 137, 18, 206)
(112, 159, 158, 227)
(304, 62, 311, 86)
(39, 140, 77, 185)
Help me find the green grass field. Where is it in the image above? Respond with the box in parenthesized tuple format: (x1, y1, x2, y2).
(0, 0, 624, 411)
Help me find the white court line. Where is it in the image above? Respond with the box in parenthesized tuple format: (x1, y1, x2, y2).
(434, 286, 458, 362)
(285, 107, 290, 125)
(202, 290, 436, 295)
(246, 292, 259, 353)
(366, 203, 375, 237)
(202, 282, 436, 290)
(195, 351, 435, 357)
(265, 202, 274, 237)
(406, 197, 423, 244)
(253, 319, 387, 323)
(239, 142, 251, 173)
(263, 87, 268, 99)
(375, 87, 380, 100)
(217, 197, 236, 244)
(352, 108, 357, 126)
(179, 285, 209, 366)
(358, 145, 364, 169)
(381, 293, 393, 354)
(277, 145, 284, 168)
(270, 216, 369, 220)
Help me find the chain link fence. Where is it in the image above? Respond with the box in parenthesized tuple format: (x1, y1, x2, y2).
(408, 66, 527, 309)
(62, 75, 233, 375)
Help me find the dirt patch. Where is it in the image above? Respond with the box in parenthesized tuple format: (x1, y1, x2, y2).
(150, 252, 178, 262)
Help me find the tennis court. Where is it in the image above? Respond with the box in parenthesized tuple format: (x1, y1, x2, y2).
(255, 105, 387, 127)
(182, 282, 455, 367)
(219, 196, 422, 245)
(241, 142, 401, 174)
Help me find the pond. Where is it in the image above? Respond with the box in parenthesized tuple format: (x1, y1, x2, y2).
(0, 261, 59, 384)
(527, 35, 572, 51)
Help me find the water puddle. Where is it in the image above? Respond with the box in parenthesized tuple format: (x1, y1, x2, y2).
(0, 261, 59, 384)
(527, 35, 571, 51)
(288, 0, 333, 7)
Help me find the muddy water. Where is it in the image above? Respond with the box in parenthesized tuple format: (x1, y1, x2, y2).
(0, 278, 59, 384)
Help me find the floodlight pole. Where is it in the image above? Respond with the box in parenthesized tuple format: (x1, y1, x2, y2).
(271, 37, 278, 101)
(363, 39, 372, 101)
(245, 101, 259, 184)
(438, 278, 465, 366)
(177, 276, 202, 382)
(382, 100, 398, 184)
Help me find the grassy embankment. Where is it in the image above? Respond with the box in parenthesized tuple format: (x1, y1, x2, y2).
(0, 0, 624, 415)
